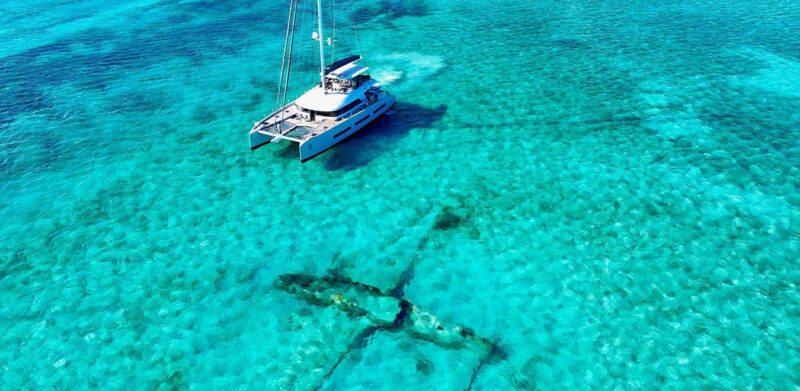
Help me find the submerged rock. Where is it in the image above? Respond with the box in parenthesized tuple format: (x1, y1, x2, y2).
(433, 210, 463, 230)
(416, 356, 434, 375)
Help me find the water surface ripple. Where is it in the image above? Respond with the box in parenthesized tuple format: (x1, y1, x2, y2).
(1, 0, 799, 389)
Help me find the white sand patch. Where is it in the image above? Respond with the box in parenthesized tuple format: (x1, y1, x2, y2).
(730, 47, 800, 97)
(645, 112, 712, 140)
(636, 79, 713, 142)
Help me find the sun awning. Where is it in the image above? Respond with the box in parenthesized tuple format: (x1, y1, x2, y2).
(327, 63, 368, 80)
(324, 55, 362, 75)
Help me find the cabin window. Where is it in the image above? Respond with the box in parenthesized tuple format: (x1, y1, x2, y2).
(333, 127, 351, 139)
(355, 115, 370, 126)
(354, 75, 370, 85)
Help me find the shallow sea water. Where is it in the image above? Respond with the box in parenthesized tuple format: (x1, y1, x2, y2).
(1, 0, 799, 389)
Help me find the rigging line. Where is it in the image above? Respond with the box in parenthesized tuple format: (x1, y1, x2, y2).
(279, 0, 300, 132)
(345, 0, 366, 68)
(276, 0, 296, 115)
(331, 0, 336, 62)
(295, 0, 310, 87)
(282, 0, 299, 112)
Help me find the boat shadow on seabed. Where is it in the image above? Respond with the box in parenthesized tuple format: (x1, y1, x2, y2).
(324, 101, 447, 171)
(276, 101, 447, 170)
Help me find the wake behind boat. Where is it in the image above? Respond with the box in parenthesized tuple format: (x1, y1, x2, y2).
(249, 0, 395, 162)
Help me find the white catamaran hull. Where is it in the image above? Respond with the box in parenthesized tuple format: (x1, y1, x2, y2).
(249, 127, 273, 151)
(299, 93, 395, 162)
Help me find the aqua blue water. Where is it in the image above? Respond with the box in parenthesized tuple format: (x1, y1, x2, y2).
(1, 0, 799, 389)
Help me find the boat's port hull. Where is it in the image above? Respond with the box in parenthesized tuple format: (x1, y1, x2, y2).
(249, 129, 273, 150)
(299, 94, 396, 162)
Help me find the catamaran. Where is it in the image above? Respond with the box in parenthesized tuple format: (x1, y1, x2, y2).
(249, 0, 395, 162)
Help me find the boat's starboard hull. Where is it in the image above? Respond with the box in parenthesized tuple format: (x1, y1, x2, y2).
(299, 94, 396, 162)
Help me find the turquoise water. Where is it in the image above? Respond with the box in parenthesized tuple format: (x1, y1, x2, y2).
(1, 0, 799, 389)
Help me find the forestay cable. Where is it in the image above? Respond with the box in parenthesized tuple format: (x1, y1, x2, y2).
(279, 0, 300, 133)
(275, 0, 297, 116)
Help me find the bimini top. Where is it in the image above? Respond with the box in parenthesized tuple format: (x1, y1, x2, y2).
(327, 63, 368, 80)
(324, 55, 362, 75)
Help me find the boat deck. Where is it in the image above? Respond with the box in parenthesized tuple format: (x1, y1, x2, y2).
(251, 104, 320, 142)
(251, 103, 338, 143)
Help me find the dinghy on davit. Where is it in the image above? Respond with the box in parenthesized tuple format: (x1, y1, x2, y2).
(249, 0, 395, 162)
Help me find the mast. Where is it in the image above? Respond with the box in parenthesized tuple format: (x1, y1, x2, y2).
(317, 0, 326, 92)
